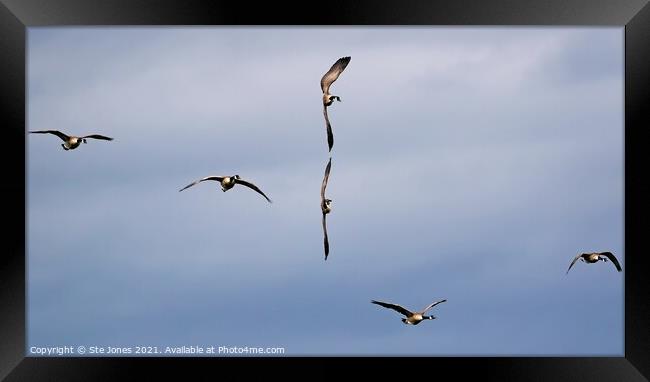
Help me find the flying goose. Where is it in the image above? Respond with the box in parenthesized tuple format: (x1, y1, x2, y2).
(320, 56, 351, 152)
(30, 130, 113, 150)
(179, 175, 272, 203)
(320, 158, 332, 260)
(371, 299, 447, 325)
(566, 251, 622, 274)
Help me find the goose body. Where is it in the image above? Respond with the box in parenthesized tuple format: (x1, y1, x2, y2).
(320, 158, 332, 260)
(371, 299, 447, 325)
(404, 313, 424, 325)
(30, 130, 113, 150)
(179, 174, 272, 203)
(220, 176, 237, 191)
(321, 199, 332, 214)
(64, 136, 81, 150)
(566, 251, 622, 274)
(320, 56, 351, 151)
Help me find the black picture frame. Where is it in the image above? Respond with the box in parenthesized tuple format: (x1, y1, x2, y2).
(1, 0, 648, 379)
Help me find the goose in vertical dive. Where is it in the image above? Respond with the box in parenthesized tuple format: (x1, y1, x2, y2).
(371, 299, 447, 325)
(566, 252, 622, 274)
(179, 175, 272, 203)
(29, 130, 113, 150)
(320, 56, 351, 152)
(320, 158, 332, 260)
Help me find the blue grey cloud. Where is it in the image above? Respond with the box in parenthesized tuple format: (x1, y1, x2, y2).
(27, 27, 623, 355)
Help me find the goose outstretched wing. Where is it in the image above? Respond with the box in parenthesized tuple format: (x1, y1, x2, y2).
(601, 252, 622, 272)
(566, 253, 585, 274)
(235, 178, 272, 203)
(422, 299, 447, 313)
(321, 158, 332, 201)
(371, 300, 413, 317)
(30, 130, 70, 142)
(323, 106, 334, 152)
(82, 134, 113, 141)
(320, 56, 351, 94)
(179, 176, 224, 192)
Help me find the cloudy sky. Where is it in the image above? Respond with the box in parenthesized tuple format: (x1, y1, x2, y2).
(27, 27, 623, 356)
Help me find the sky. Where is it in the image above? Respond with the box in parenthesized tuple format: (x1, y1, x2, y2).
(27, 27, 624, 356)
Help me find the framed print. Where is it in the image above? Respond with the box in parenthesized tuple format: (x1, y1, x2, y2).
(1, 0, 648, 380)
